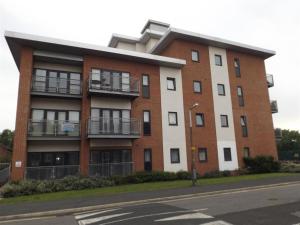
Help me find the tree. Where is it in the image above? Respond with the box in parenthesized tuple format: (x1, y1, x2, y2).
(277, 129, 300, 160)
(0, 129, 14, 149)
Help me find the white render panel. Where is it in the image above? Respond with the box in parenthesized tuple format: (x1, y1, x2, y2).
(116, 42, 136, 51)
(91, 96, 131, 109)
(160, 66, 188, 172)
(208, 46, 239, 171)
(31, 97, 81, 110)
(28, 141, 80, 152)
(145, 38, 159, 52)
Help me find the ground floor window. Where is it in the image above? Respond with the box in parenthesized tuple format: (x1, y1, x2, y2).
(90, 149, 132, 164)
(27, 151, 79, 167)
(224, 148, 232, 161)
(170, 148, 180, 163)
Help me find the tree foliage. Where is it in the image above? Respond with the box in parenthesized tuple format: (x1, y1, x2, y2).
(277, 129, 300, 160)
(0, 129, 14, 149)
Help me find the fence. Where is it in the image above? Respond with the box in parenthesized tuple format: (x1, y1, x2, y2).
(26, 165, 80, 180)
(89, 162, 133, 177)
(0, 163, 10, 185)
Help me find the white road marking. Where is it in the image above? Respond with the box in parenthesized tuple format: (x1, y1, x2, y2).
(155, 212, 213, 221)
(75, 208, 120, 220)
(199, 220, 233, 225)
(96, 208, 207, 225)
(78, 212, 132, 225)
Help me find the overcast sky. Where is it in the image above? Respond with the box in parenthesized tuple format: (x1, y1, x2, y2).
(0, 0, 299, 132)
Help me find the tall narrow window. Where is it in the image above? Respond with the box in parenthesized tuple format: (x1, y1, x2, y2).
(237, 86, 244, 106)
(241, 116, 248, 137)
(168, 112, 178, 126)
(234, 58, 241, 77)
(170, 148, 180, 163)
(243, 147, 250, 158)
(198, 148, 208, 162)
(143, 110, 151, 136)
(217, 84, 225, 96)
(221, 115, 229, 127)
(196, 113, 204, 127)
(142, 74, 150, 98)
(224, 148, 232, 161)
(167, 77, 176, 91)
(193, 81, 202, 93)
(215, 54, 222, 66)
(191, 50, 199, 62)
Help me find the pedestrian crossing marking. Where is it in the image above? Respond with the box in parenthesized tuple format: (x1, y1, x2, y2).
(75, 208, 120, 220)
(77, 212, 132, 225)
(199, 220, 233, 225)
(155, 212, 213, 221)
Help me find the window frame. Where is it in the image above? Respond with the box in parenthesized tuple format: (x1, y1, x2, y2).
(234, 58, 241, 77)
(243, 147, 250, 158)
(237, 86, 244, 107)
(193, 80, 202, 94)
(220, 115, 229, 127)
(143, 110, 151, 136)
(198, 148, 208, 162)
(224, 147, 232, 161)
(241, 115, 248, 137)
(217, 84, 226, 96)
(195, 113, 205, 127)
(166, 77, 176, 91)
(170, 148, 180, 164)
(191, 50, 200, 62)
(215, 54, 223, 66)
(142, 74, 150, 98)
(168, 112, 178, 126)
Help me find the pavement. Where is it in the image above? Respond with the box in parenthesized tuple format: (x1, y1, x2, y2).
(1, 174, 300, 225)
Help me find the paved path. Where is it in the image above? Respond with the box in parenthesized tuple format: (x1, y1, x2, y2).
(2, 180, 300, 225)
(1, 174, 300, 217)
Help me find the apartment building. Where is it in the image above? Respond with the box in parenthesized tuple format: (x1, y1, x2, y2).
(5, 20, 278, 181)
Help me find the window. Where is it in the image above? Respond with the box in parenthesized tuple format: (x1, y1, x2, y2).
(198, 148, 208, 162)
(143, 110, 151, 135)
(142, 74, 150, 98)
(234, 58, 241, 77)
(215, 54, 222, 66)
(243, 147, 250, 158)
(224, 148, 232, 161)
(167, 77, 176, 91)
(193, 81, 202, 93)
(241, 116, 248, 137)
(170, 148, 180, 163)
(196, 113, 205, 127)
(217, 84, 225, 96)
(168, 112, 178, 126)
(221, 115, 229, 127)
(237, 86, 244, 106)
(191, 50, 199, 62)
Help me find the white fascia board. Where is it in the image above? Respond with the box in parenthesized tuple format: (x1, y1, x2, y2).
(5, 30, 186, 68)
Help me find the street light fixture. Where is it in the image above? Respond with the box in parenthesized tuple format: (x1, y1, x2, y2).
(189, 102, 199, 186)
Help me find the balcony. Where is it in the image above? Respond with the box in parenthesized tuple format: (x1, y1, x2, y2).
(271, 100, 278, 113)
(267, 74, 274, 88)
(89, 162, 133, 177)
(275, 128, 282, 141)
(31, 75, 82, 98)
(28, 120, 81, 140)
(87, 117, 141, 139)
(25, 165, 80, 180)
(88, 72, 139, 98)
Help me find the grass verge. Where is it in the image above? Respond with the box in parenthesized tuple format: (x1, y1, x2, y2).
(0, 172, 296, 205)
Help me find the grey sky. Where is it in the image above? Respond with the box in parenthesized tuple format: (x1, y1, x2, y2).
(0, 0, 299, 131)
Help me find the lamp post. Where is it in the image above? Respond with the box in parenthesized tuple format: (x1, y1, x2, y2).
(189, 102, 199, 186)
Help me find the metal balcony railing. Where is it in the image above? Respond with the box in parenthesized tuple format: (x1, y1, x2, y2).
(28, 120, 80, 137)
(267, 74, 274, 88)
(25, 165, 80, 180)
(88, 72, 139, 97)
(271, 100, 278, 113)
(87, 117, 141, 138)
(89, 162, 133, 177)
(31, 75, 82, 96)
(275, 128, 282, 140)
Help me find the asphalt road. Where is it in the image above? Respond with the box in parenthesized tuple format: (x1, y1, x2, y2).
(2, 182, 300, 225)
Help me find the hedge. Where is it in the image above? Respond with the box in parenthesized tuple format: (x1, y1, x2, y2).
(244, 156, 280, 173)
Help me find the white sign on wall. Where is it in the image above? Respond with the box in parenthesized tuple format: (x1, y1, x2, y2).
(15, 161, 22, 168)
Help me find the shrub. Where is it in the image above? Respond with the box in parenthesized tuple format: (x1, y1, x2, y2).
(176, 171, 192, 180)
(280, 161, 300, 173)
(244, 155, 280, 173)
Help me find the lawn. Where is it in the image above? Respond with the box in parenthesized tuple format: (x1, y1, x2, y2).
(0, 172, 295, 205)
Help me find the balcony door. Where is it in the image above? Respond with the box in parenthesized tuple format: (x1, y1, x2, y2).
(102, 71, 111, 90)
(122, 110, 130, 134)
(112, 72, 121, 91)
(31, 109, 44, 136)
(46, 111, 56, 135)
(57, 112, 67, 135)
(48, 72, 58, 93)
(112, 110, 120, 134)
(122, 72, 130, 92)
(70, 73, 81, 95)
(102, 109, 111, 134)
